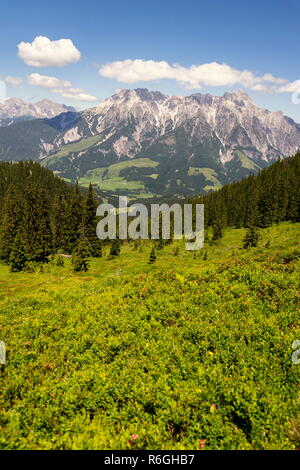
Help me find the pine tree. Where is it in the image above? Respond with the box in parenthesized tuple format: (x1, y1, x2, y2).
(149, 247, 156, 264)
(64, 181, 84, 254)
(52, 194, 69, 253)
(22, 182, 52, 262)
(212, 221, 223, 242)
(0, 185, 21, 262)
(9, 232, 28, 272)
(173, 246, 180, 256)
(156, 237, 165, 250)
(109, 238, 121, 257)
(81, 183, 102, 257)
(243, 226, 259, 249)
(71, 237, 90, 272)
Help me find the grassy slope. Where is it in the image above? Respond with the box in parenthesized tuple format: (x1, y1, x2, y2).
(79, 158, 159, 198)
(235, 151, 261, 170)
(187, 167, 222, 191)
(43, 135, 104, 163)
(0, 222, 299, 450)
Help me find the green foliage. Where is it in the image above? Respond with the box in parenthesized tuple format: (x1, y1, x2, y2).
(9, 232, 28, 272)
(0, 185, 21, 262)
(0, 223, 299, 449)
(71, 238, 90, 272)
(109, 238, 121, 258)
(193, 153, 300, 229)
(212, 222, 223, 242)
(243, 226, 260, 249)
(63, 182, 84, 255)
(53, 254, 65, 267)
(149, 246, 157, 264)
(81, 184, 102, 257)
(173, 246, 180, 256)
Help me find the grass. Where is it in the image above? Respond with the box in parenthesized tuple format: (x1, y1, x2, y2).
(188, 167, 222, 190)
(0, 222, 299, 450)
(43, 135, 104, 163)
(78, 158, 158, 198)
(235, 151, 261, 171)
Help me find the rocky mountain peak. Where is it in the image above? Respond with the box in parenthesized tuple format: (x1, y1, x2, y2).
(0, 98, 76, 125)
(222, 89, 253, 104)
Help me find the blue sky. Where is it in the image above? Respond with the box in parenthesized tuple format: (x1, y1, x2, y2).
(1, 0, 300, 120)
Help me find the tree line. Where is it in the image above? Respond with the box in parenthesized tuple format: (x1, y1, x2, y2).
(0, 154, 299, 271)
(192, 153, 300, 242)
(0, 161, 102, 271)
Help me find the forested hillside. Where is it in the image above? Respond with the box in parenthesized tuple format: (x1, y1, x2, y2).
(0, 161, 102, 270)
(194, 153, 300, 229)
(0, 154, 299, 273)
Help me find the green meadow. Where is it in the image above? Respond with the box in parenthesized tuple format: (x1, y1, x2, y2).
(43, 135, 104, 163)
(0, 222, 299, 450)
(78, 158, 159, 198)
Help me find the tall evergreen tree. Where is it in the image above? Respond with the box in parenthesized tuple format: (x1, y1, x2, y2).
(0, 185, 21, 262)
(71, 237, 90, 272)
(52, 194, 69, 253)
(109, 238, 121, 257)
(81, 183, 102, 257)
(22, 182, 52, 262)
(149, 246, 157, 264)
(243, 226, 260, 249)
(9, 232, 28, 272)
(64, 181, 84, 254)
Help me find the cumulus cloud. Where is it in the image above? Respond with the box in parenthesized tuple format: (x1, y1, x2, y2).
(99, 59, 291, 93)
(275, 79, 300, 93)
(4, 76, 22, 86)
(28, 73, 71, 89)
(27, 73, 97, 102)
(18, 36, 81, 67)
(52, 87, 97, 102)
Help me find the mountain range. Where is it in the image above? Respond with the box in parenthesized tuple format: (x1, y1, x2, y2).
(0, 89, 299, 199)
(0, 98, 75, 127)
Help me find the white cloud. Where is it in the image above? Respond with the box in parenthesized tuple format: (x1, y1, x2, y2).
(4, 76, 22, 86)
(18, 36, 81, 67)
(275, 79, 300, 93)
(52, 87, 97, 102)
(28, 73, 71, 89)
(99, 59, 291, 93)
(27, 73, 97, 102)
(261, 73, 287, 84)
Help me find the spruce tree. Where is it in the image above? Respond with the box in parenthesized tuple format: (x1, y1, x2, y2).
(173, 246, 180, 256)
(109, 238, 121, 257)
(149, 247, 156, 264)
(64, 181, 84, 254)
(71, 237, 90, 272)
(22, 182, 52, 262)
(243, 226, 259, 249)
(81, 183, 102, 257)
(212, 220, 223, 242)
(156, 237, 165, 250)
(9, 232, 28, 272)
(52, 194, 69, 253)
(0, 185, 21, 262)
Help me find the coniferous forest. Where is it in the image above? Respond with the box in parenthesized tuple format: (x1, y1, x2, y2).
(0, 161, 102, 271)
(0, 155, 299, 450)
(0, 154, 299, 272)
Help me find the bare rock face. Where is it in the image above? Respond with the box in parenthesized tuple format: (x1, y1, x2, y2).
(0, 98, 75, 126)
(0, 88, 299, 196)
(65, 88, 300, 165)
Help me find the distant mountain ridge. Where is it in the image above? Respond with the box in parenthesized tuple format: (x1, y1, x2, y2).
(0, 89, 299, 198)
(0, 98, 75, 126)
